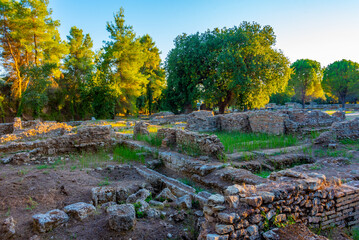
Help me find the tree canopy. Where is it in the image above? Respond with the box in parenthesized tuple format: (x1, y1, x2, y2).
(165, 22, 292, 114)
(323, 59, 359, 108)
(0, 1, 358, 121)
(288, 59, 325, 108)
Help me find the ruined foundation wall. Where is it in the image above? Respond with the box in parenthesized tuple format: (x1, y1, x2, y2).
(150, 114, 188, 125)
(185, 110, 340, 135)
(0, 125, 112, 164)
(186, 111, 219, 132)
(247, 111, 288, 135)
(200, 172, 359, 240)
(157, 128, 224, 158)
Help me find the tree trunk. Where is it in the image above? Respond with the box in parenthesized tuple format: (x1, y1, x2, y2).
(184, 104, 193, 114)
(341, 96, 346, 109)
(301, 88, 306, 109)
(219, 103, 226, 114)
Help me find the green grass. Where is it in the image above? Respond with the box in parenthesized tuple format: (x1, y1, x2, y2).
(178, 178, 204, 193)
(98, 177, 110, 186)
(212, 131, 299, 153)
(178, 141, 202, 157)
(74, 149, 111, 169)
(314, 148, 354, 160)
(113, 146, 145, 164)
(134, 133, 163, 147)
(350, 226, 359, 240)
(254, 170, 271, 178)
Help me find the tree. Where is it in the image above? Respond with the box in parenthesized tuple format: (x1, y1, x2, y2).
(165, 22, 292, 114)
(97, 8, 147, 116)
(0, 0, 67, 114)
(62, 26, 95, 119)
(137, 34, 165, 114)
(289, 59, 325, 108)
(323, 59, 359, 108)
(164, 33, 207, 113)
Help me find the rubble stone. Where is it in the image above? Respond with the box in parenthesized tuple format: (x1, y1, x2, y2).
(1, 217, 16, 239)
(108, 204, 136, 231)
(63, 202, 96, 220)
(92, 186, 116, 206)
(32, 209, 69, 233)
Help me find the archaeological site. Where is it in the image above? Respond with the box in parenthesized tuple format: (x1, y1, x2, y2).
(2, 1, 359, 239)
(0, 109, 358, 240)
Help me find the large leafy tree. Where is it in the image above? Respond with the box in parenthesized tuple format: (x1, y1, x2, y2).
(165, 22, 291, 114)
(323, 59, 359, 108)
(289, 59, 325, 108)
(62, 26, 95, 119)
(164, 33, 207, 113)
(206, 23, 291, 112)
(0, 0, 67, 114)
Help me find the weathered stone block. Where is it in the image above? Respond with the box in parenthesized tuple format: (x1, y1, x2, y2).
(33, 209, 69, 233)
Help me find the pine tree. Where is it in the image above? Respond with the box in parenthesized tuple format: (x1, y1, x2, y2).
(62, 26, 94, 119)
(138, 34, 165, 114)
(97, 8, 147, 116)
(0, 0, 67, 114)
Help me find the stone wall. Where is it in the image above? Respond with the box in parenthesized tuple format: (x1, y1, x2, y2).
(283, 110, 341, 134)
(185, 110, 340, 135)
(199, 170, 359, 239)
(150, 114, 187, 125)
(0, 125, 112, 164)
(133, 121, 149, 138)
(0, 123, 13, 136)
(218, 113, 250, 132)
(186, 111, 219, 132)
(248, 111, 288, 135)
(157, 128, 224, 158)
(315, 118, 359, 146)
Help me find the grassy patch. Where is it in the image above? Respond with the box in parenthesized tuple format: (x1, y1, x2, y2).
(134, 133, 163, 148)
(178, 141, 202, 157)
(212, 131, 299, 153)
(255, 170, 271, 178)
(113, 146, 145, 164)
(72, 149, 111, 169)
(98, 177, 110, 186)
(350, 226, 359, 240)
(178, 178, 204, 193)
(25, 197, 38, 211)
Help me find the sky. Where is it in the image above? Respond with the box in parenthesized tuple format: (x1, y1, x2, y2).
(25, 0, 359, 67)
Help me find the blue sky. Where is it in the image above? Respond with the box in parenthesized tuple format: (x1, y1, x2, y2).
(49, 0, 359, 67)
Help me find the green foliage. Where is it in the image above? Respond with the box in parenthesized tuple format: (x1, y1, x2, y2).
(323, 59, 359, 108)
(60, 26, 95, 120)
(289, 59, 325, 108)
(0, 0, 67, 112)
(165, 22, 291, 113)
(113, 146, 145, 164)
(20, 63, 56, 117)
(133, 202, 147, 218)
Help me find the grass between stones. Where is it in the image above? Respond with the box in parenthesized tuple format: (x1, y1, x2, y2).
(113, 146, 146, 164)
(134, 133, 163, 148)
(254, 170, 272, 178)
(212, 131, 299, 153)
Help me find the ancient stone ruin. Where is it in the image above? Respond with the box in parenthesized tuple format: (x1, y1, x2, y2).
(185, 110, 341, 135)
(0, 110, 358, 239)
